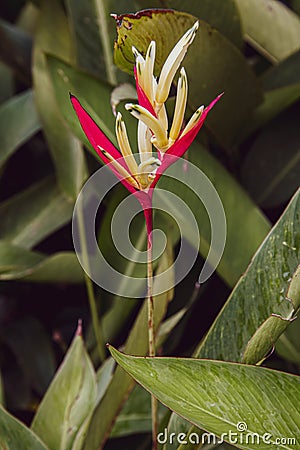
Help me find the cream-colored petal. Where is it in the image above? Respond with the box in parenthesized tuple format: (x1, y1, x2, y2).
(155, 21, 198, 105)
(125, 103, 168, 150)
(97, 146, 140, 189)
(180, 105, 204, 138)
(138, 121, 153, 164)
(132, 46, 145, 90)
(169, 67, 188, 143)
(157, 103, 168, 131)
(138, 157, 161, 189)
(115, 112, 139, 176)
(143, 41, 156, 104)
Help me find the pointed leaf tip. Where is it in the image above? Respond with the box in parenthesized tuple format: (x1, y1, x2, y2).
(76, 319, 82, 336)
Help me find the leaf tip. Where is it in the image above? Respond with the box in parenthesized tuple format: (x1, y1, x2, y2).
(76, 319, 83, 337)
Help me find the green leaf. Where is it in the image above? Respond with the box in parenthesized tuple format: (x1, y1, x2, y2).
(0, 406, 48, 450)
(0, 90, 41, 168)
(3, 316, 55, 396)
(65, 0, 108, 79)
(276, 315, 300, 364)
(31, 331, 97, 450)
(95, 357, 115, 405)
(84, 251, 172, 450)
(0, 241, 84, 283)
(262, 50, 300, 90)
(113, 9, 262, 147)
(242, 51, 300, 136)
(244, 84, 300, 137)
(157, 142, 270, 287)
(46, 55, 116, 148)
(196, 189, 300, 364)
(136, 0, 244, 48)
(0, 177, 73, 249)
(33, 0, 87, 199)
(111, 384, 166, 437)
(0, 62, 13, 104)
(241, 107, 300, 208)
(0, 19, 32, 83)
(291, 0, 300, 15)
(109, 347, 300, 450)
(236, 0, 300, 63)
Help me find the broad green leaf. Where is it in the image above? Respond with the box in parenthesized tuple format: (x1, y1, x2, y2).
(291, 0, 300, 15)
(262, 50, 300, 90)
(136, 0, 244, 48)
(33, 0, 87, 199)
(0, 177, 73, 249)
(241, 107, 300, 208)
(0, 19, 32, 83)
(236, 0, 300, 63)
(0, 241, 84, 283)
(65, 0, 105, 77)
(157, 142, 270, 287)
(163, 415, 201, 450)
(244, 84, 300, 138)
(84, 251, 173, 450)
(156, 308, 188, 349)
(196, 189, 300, 363)
(276, 315, 300, 364)
(65, 0, 133, 84)
(110, 347, 300, 450)
(243, 51, 300, 135)
(0, 406, 48, 450)
(0, 240, 44, 273)
(3, 316, 55, 396)
(0, 62, 13, 104)
(31, 332, 97, 450)
(111, 384, 166, 437)
(0, 90, 41, 167)
(46, 55, 116, 148)
(95, 357, 115, 405)
(113, 10, 262, 147)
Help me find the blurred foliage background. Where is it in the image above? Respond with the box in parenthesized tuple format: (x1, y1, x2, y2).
(0, 0, 299, 449)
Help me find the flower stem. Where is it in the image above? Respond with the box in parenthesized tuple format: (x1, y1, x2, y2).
(145, 205, 158, 450)
(77, 197, 106, 363)
(94, 0, 117, 85)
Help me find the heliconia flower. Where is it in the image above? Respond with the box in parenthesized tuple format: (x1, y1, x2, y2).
(70, 21, 222, 235)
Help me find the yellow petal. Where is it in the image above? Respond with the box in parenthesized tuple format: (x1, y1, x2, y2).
(169, 67, 188, 143)
(132, 46, 145, 90)
(97, 146, 140, 189)
(125, 103, 168, 150)
(143, 41, 156, 104)
(180, 105, 204, 138)
(155, 21, 198, 106)
(138, 121, 153, 164)
(138, 157, 161, 189)
(115, 112, 139, 176)
(157, 103, 168, 131)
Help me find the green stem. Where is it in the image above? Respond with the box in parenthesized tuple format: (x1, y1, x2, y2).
(94, 0, 117, 85)
(77, 197, 106, 362)
(146, 208, 158, 450)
